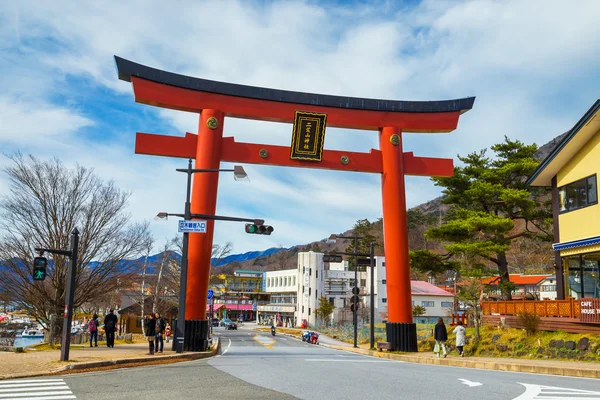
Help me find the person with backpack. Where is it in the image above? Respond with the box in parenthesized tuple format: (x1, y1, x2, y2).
(88, 314, 99, 347)
(104, 309, 118, 348)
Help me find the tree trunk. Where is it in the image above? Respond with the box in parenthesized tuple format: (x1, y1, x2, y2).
(153, 251, 167, 314)
(497, 251, 512, 300)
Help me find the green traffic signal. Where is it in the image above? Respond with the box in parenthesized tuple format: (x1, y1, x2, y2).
(33, 256, 48, 281)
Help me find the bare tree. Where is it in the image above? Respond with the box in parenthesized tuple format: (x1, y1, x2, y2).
(0, 154, 151, 341)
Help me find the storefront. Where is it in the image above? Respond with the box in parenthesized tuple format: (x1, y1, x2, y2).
(528, 99, 600, 299)
(555, 245, 600, 299)
(257, 305, 296, 327)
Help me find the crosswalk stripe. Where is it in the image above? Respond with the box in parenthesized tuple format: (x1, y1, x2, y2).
(0, 390, 74, 398)
(0, 381, 64, 385)
(0, 386, 69, 393)
(2, 396, 76, 400)
(0, 383, 67, 389)
(0, 379, 76, 400)
(515, 383, 600, 400)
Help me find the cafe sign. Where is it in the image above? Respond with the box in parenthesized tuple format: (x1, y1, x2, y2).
(579, 298, 600, 323)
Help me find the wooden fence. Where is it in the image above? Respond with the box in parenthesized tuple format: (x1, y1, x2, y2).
(481, 298, 581, 318)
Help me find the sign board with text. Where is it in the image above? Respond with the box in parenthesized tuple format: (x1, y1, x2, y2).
(579, 298, 600, 323)
(178, 220, 207, 233)
(289, 111, 327, 162)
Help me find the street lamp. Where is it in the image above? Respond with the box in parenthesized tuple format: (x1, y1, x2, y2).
(155, 160, 262, 353)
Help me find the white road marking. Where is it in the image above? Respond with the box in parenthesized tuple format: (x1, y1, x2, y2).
(513, 383, 600, 400)
(458, 378, 483, 387)
(223, 338, 232, 355)
(304, 359, 392, 363)
(0, 379, 76, 399)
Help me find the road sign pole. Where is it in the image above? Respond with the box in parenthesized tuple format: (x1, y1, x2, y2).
(353, 233, 358, 349)
(369, 242, 375, 349)
(176, 159, 193, 354)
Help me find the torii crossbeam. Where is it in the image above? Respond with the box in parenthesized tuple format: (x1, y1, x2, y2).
(115, 56, 475, 352)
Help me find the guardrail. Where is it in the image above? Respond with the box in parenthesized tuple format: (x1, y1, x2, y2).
(481, 298, 581, 318)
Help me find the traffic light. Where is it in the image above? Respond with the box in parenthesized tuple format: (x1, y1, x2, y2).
(323, 254, 342, 263)
(32, 257, 47, 281)
(245, 224, 274, 235)
(350, 287, 360, 312)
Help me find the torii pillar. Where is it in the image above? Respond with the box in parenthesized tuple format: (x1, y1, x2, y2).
(114, 56, 475, 352)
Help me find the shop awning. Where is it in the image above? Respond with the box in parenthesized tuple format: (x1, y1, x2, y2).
(553, 235, 600, 251)
(206, 304, 224, 312)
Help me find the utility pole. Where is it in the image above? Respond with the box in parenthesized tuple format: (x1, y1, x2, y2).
(353, 233, 358, 348)
(369, 242, 375, 349)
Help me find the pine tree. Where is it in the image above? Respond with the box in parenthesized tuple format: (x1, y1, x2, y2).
(345, 219, 376, 271)
(423, 137, 552, 299)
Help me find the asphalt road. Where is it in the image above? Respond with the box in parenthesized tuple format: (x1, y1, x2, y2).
(3, 325, 599, 399)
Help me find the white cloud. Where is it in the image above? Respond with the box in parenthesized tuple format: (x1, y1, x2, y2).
(1, 0, 600, 255)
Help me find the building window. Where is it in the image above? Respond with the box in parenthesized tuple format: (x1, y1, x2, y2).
(382, 279, 386, 284)
(302, 305, 304, 313)
(382, 298, 387, 303)
(293, 276, 296, 286)
(309, 287, 311, 295)
(308, 308, 311, 316)
(360, 279, 366, 287)
(310, 268, 312, 276)
(382, 262, 385, 267)
(441, 301, 453, 308)
(316, 289, 318, 299)
(558, 174, 598, 213)
(542, 285, 556, 292)
(316, 270, 318, 279)
(421, 301, 434, 307)
(329, 297, 335, 305)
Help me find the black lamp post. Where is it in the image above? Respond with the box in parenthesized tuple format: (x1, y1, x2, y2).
(35, 228, 79, 362)
(155, 160, 266, 353)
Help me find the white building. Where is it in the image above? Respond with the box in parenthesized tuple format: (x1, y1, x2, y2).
(539, 275, 558, 300)
(260, 251, 454, 327)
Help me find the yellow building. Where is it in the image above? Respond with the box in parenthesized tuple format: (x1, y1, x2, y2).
(528, 99, 600, 300)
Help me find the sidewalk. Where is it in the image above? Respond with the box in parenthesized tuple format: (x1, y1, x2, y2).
(259, 327, 599, 379)
(0, 339, 218, 380)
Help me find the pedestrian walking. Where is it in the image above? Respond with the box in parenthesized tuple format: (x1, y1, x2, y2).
(88, 314, 99, 348)
(165, 324, 172, 343)
(103, 309, 118, 348)
(453, 320, 467, 357)
(144, 314, 156, 355)
(154, 312, 165, 353)
(433, 317, 448, 358)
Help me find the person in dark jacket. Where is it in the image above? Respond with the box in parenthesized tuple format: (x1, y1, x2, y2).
(144, 314, 156, 355)
(434, 317, 448, 358)
(154, 312, 165, 354)
(104, 309, 118, 348)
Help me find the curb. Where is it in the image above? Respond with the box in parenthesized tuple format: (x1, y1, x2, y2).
(318, 343, 600, 379)
(0, 337, 221, 381)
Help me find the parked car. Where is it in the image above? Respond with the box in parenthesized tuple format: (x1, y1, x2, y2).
(212, 318, 219, 327)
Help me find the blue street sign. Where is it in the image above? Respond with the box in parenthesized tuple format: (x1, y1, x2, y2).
(207, 289, 214, 300)
(252, 301, 257, 311)
(178, 220, 207, 233)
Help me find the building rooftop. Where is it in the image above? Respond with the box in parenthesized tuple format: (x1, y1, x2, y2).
(411, 281, 454, 297)
(482, 274, 551, 286)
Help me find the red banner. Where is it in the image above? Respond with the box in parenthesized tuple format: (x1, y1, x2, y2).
(579, 298, 600, 323)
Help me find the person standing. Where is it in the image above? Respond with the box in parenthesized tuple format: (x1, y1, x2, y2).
(154, 312, 165, 353)
(433, 317, 448, 358)
(104, 309, 118, 348)
(88, 314, 99, 348)
(144, 314, 156, 355)
(165, 324, 172, 343)
(453, 320, 467, 357)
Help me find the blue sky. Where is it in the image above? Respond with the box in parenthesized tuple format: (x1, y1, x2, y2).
(1, 0, 600, 254)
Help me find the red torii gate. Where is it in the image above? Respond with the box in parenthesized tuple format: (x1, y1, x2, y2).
(115, 56, 475, 351)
